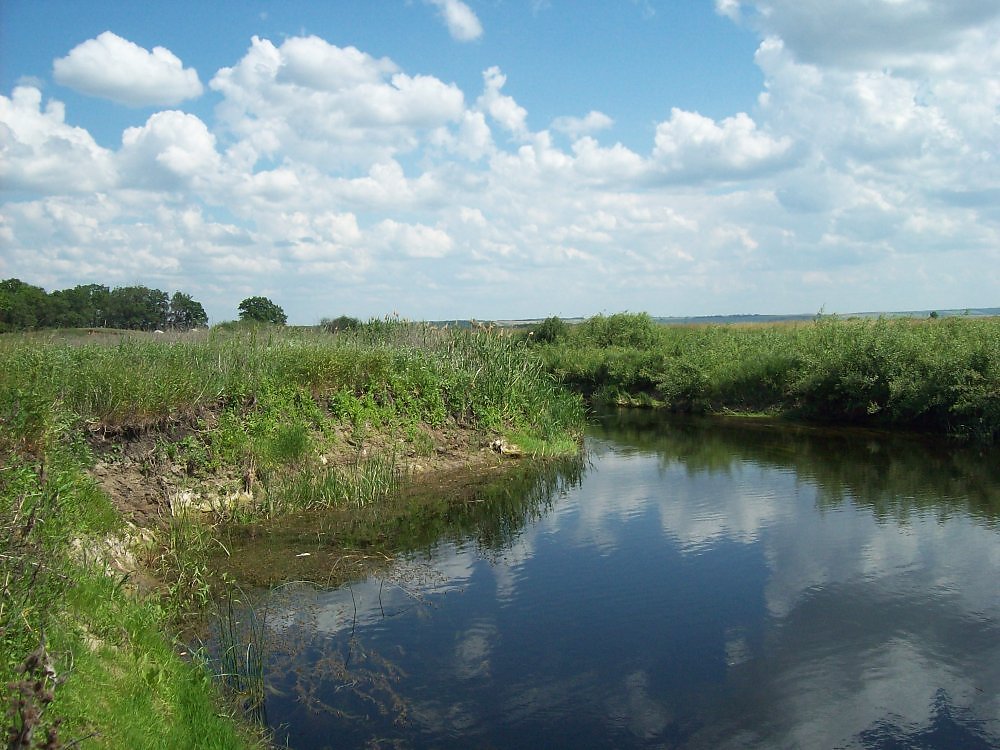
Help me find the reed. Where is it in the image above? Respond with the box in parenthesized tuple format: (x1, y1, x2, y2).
(538, 315, 999, 441)
(214, 585, 267, 723)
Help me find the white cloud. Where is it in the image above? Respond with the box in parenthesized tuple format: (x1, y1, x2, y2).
(714, 0, 742, 22)
(652, 108, 794, 180)
(210, 36, 466, 169)
(745, 0, 1000, 70)
(427, 0, 484, 42)
(4, 8, 999, 322)
(375, 219, 454, 258)
(52, 31, 203, 106)
(278, 36, 398, 89)
(477, 67, 529, 138)
(551, 110, 614, 139)
(0, 87, 117, 193)
(119, 111, 221, 190)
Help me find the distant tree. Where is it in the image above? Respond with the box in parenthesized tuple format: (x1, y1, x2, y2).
(105, 286, 169, 330)
(929, 310, 940, 319)
(0, 278, 50, 332)
(49, 284, 110, 327)
(320, 315, 361, 333)
(0, 279, 211, 332)
(238, 296, 287, 325)
(168, 292, 208, 328)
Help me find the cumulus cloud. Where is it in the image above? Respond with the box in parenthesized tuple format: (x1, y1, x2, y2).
(477, 67, 529, 138)
(119, 110, 221, 190)
(652, 108, 794, 180)
(427, 0, 484, 42)
(375, 219, 454, 258)
(52, 31, 203, 106)
(210, 36, 465, 168)
(4, 8, 999, 322)
(714, 0, 742, 22)
(731, 0, 1000, 70)
(0, 87, 116, 193)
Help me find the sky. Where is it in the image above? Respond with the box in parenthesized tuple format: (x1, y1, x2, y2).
(1, 0, 998, 324)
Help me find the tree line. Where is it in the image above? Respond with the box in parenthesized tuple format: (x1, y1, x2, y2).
(0, 278, 209, 333)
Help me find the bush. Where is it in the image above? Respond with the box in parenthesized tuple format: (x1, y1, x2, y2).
(532, 316, 568, 344)
(320, 316, 362, 333)
(579, 312, 660, 349)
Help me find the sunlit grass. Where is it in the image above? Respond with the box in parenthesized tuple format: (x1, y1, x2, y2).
(539, 315, 999, 441)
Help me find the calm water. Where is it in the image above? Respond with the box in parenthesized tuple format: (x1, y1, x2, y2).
(225, 412, 1000, 749)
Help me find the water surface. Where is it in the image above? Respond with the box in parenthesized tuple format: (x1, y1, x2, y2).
(225, 413, 1000, 749)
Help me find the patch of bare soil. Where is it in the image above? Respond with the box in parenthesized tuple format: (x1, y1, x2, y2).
(86, 420, 519, 530)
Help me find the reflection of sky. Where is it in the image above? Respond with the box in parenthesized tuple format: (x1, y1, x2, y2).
(254, 430, 1000, 749)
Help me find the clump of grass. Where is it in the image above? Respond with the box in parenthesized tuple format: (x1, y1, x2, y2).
(214, 586, 266, 723)
(0, 320, 588, 746)
(266, 451, 403, 512)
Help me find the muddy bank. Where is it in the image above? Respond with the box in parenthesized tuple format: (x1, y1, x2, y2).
(84, 417, 558, 593)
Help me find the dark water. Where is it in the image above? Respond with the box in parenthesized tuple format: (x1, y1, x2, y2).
(228, 413, 1000, 749)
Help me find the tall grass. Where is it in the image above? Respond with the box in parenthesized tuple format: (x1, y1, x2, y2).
(539, 315, 999, 441)
(0, 322, 584, 444)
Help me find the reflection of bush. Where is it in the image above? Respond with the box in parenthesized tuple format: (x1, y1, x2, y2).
(363, 454, 587, 557)
(591, 409, 1000, 524)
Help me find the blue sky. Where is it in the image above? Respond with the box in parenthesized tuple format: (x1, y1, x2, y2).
(1, 0, 998, 323)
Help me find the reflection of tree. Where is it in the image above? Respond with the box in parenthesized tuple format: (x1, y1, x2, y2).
(590, 409, 1000, 524)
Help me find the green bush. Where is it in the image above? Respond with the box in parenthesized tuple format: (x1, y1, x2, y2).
(532, 316, 568, 344)
(579, 312, 661, 349)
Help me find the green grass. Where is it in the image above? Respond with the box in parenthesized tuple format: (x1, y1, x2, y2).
(537, 314, 999, 442)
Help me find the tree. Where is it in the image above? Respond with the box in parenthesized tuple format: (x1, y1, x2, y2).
(238, 296, 287, 325)
(49, 284, 110, 328)
(0, 279, 51, 332)
(168, 292, 208, 329)
(105, 286, 169, 330)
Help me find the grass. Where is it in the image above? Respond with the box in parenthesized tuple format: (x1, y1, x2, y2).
(535, 313, 1000, 442)
(0, 319, 586, 747)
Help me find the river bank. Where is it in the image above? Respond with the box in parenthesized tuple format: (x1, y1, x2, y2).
(533, 313, 999, 443)
(0, 322, 584, 748)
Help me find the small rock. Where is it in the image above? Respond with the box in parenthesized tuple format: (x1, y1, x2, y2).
(490, 439, 523, 457)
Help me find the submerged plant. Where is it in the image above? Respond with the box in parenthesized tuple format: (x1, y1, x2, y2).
(214, 586, 267, 724)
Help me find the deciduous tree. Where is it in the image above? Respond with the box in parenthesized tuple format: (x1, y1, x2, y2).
(237, 296, 287, 325)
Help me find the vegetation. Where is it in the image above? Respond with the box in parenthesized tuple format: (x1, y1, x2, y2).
(534, 312, 999, 442)
(236, 296, 286, 326)
(2, 304, 996, 745)
(0, 278, 208, 333)
(320, 315, 362, 333)
(0, 319, 584, 747)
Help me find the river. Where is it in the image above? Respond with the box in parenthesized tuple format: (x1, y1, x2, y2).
(216, 411, 1000, 749)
